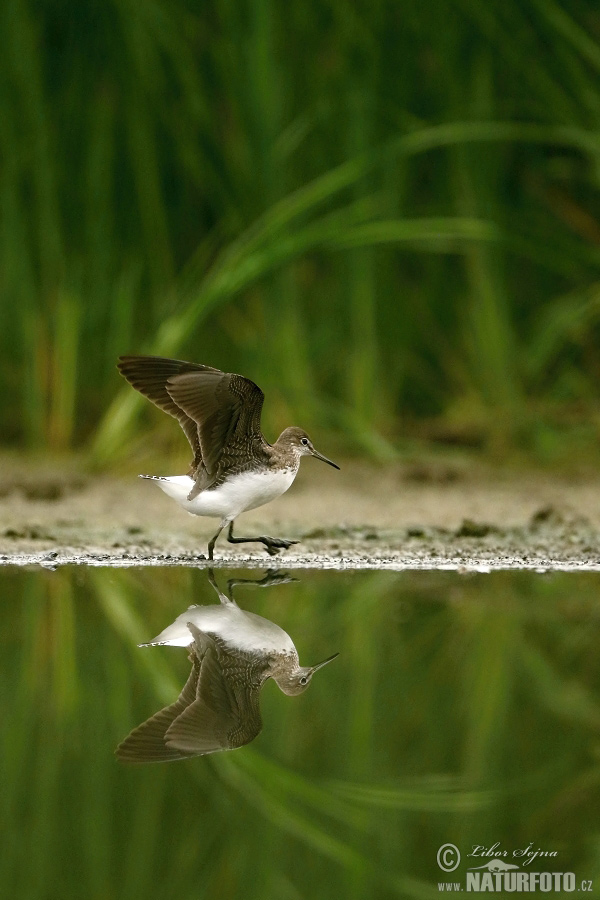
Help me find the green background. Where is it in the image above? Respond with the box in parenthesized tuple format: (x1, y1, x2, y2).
(3, 0, 600, 465)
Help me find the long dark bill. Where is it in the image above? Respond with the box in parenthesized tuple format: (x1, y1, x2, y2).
(310, 448, 340, 469)
(311, 653, 340, 673)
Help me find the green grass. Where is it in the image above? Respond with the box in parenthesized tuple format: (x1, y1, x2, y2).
(2, 1, 600, 462)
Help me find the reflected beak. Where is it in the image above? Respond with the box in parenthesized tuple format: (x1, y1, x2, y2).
(310, 652, 340, 673)
(310, 447, 340, 470)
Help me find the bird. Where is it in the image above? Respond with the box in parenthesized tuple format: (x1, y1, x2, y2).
(117, 355, 339, 559)
(115, 570, 338, 762)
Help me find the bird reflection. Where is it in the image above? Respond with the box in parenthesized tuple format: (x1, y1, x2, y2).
(116, 570, 338, 763)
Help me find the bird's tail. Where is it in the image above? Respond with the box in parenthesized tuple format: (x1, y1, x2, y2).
(138, 473, 195, 503)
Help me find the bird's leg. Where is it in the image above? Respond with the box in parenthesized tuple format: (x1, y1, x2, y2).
(207, 567, 237, 607)
(207, 525, 224, 561)
(227, 521, 299, 557)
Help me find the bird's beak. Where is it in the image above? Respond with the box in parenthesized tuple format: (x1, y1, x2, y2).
(310, 446, 340, 470)
(310, 652, 339, 673)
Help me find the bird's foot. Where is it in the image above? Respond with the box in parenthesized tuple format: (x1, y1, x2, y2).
(262, 569, 300, 585)
(261, 536, 300, 556)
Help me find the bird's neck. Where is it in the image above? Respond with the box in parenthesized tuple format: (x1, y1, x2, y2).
(271, 649, 300, 682)
(269, 440, 300, 471)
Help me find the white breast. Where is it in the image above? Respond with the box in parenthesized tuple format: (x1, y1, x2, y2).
(146, 468, 297, 521)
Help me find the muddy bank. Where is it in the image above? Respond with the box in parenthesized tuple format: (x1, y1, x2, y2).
(1, 455, 600, 570)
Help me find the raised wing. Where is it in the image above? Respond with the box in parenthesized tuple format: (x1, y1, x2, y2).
(117, 356, 223, 463)
(118, 356, 267, 490)
(165, 370, 266, 486)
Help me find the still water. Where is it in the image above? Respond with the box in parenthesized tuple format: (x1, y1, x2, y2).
(2, 566, 600, 899)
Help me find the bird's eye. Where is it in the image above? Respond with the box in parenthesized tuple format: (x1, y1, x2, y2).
(300, 437, 309, 446)
(299, 676, 308, 685)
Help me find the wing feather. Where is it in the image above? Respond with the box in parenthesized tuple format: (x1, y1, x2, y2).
(115, 653, 201, 764)
(166, 371, 266, 484)
(117, 356, 223, 460)
(116, 622, 266, 763)
(117, 356, 267, 489)
(165, 623, 263, 754)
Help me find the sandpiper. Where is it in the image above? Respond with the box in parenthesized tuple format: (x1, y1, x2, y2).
(116, 571, 338, 762)
(118, 355, 339, 559)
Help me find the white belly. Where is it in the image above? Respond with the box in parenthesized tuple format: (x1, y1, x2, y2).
(143, 468, 297, 521)
(142, 604, 296, 653)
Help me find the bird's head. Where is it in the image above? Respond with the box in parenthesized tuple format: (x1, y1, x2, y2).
(274, 653, 339, 696)
(277, 427, 340, 469)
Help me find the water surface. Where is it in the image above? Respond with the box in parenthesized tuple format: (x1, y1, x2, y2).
(2, 566, 600, 898)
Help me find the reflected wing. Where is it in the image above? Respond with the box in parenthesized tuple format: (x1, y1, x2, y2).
(166, 372, 265, 482)
(117, 356, 223, 460)
(115, 652, 201, 764)
(165, 623, 263, 755)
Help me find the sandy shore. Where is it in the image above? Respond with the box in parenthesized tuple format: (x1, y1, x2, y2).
(1, 454, 600, 570)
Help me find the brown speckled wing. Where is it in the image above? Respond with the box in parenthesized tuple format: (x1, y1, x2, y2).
(165, 624, 264, 755)
(115, 651, 201, 763)
(166, 371, 267, 486)
(117, 356, 223, 464)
